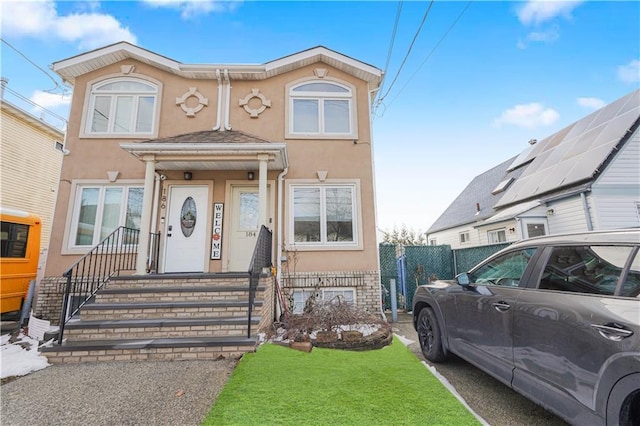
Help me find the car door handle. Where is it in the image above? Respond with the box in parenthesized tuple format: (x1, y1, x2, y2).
(591, 324, 634, 341)
(491, 301, 511, 312)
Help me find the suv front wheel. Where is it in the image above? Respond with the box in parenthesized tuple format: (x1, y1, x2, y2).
(417, 307, 447, 363)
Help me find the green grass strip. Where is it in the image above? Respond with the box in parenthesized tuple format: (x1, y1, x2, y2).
(203, 337, 480, 425)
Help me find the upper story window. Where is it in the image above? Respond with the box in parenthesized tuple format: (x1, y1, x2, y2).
(87, 78, 157, 135)
(288, 80, 356, 138)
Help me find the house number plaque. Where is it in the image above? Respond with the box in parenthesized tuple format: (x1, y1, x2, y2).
(211, 203, 224, 260)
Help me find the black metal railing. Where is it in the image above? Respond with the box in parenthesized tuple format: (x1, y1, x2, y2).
(57, 227, 160, 344)
(247, 225, 272, 338)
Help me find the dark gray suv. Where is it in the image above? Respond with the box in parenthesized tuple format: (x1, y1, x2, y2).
(412, 229, 639, 426)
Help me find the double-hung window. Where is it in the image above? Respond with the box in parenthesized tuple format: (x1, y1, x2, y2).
(70, 185, 143, 247)
(488, 228, 507, 244)
(291, 184, 357, 246)
(289, 81, 354, 137)
(87, 78, 157, 135)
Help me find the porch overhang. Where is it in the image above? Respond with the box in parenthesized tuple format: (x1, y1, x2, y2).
(120, 142, 288, 171)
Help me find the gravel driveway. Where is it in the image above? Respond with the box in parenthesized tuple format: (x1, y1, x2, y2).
(1, 358, 237, 426)
(388, 312, 569, 426)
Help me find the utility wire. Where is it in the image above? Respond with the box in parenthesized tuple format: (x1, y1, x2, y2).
(2, 85, 69, 125)
(376, 1, 404, 103)
(384, 1, 473, 111)
(1, 37, 67, 94)
(375, 0, 435, 106)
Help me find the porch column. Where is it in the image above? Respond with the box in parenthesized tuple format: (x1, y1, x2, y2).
(135, 155, 156, 274)
(258, 154, 269, 228)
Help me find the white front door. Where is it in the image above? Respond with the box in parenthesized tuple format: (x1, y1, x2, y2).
(227, 185, 267, 271)
(164, 185, 209, 273)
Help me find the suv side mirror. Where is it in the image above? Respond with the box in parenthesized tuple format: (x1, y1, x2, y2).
(456, 273, 471, 286)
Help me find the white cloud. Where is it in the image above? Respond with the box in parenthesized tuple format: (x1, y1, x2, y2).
(617, 59, 640, 83)
(141, 0, 239, 19)
(0, 0, 136, 49)
(30, 91, 71, 110)
(517, 25, 560, 49)
(577, 97, 605, 110)
(517, 0, 584, 26)
(493, 103, 560, 129)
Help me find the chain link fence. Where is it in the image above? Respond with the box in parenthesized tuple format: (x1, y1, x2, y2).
(452, 243, 511, 275)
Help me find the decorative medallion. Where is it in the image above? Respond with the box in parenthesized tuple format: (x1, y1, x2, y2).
(180, 196, 197, 237)
(176, 87, 208, 117)
(239, 88, 271, 118)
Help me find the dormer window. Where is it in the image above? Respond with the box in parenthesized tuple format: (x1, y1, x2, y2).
(86, 78, 158, 136)
(287, 80, 356, 139)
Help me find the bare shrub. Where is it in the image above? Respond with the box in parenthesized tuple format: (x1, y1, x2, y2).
(273, 296, 389, 342)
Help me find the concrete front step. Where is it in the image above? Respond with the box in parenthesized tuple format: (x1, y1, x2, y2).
(41, 336, 258, 363)
(64, 316, 261, 340)
(96, 286, 262, 303)
(107, 273, 250, 289)
(79, 300, 263, 321)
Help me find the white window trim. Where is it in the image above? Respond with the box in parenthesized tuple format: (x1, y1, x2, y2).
(459, 231, 471, 244)
(62, 179, 145, 255)
(285, 77, 358, 140)
(286, 179, 363, 251)
(291, 287, 356, 314)
(80, 73, 162, 139)
(487, 228, 507, 244)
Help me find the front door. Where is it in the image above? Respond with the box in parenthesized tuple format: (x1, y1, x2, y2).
(227, 185, 268, 271)
(164, 185, 209, 273)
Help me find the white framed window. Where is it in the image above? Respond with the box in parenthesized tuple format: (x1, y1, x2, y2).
(86, 78, 158, 135)
(429, 239, 437, 246)
(287, 80, 356, 138)
(459, 231, 470, 244)
(291, 288, 355, 314)
(290, 184, 358, 247)
(70, 184, 143, 248)
(488, 228, 507, 244)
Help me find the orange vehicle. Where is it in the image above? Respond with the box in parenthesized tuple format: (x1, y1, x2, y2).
(1, 207, 41, 318)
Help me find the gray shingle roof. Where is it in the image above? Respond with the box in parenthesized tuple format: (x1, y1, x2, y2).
(139, 130, 273, 144)
(427, 157, 526, 233)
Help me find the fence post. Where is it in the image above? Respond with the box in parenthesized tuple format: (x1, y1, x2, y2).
(390, 278, 398, 323)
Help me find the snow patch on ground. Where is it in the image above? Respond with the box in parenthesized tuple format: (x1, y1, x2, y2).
(394, 333, 415, 346)
(1, 332, 51, 379)
(270, 323, 381, 343)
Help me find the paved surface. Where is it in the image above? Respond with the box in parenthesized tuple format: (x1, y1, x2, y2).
(1, 359, 237, 425)
(388, 312, 568, 426)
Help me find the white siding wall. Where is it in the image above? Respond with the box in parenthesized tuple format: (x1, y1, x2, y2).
(0, 107, 64, 250)
(591, 128, 640, 229)
(427, 223, 481, 249)
(475, 219, 520, 245)
(547, 196, 589, 234)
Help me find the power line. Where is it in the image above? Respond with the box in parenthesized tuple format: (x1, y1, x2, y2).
(377, 1, 404, 103)
(385, 1, 473, 111)
(375, 0, 435, 106)
(1, 37, 68, 94)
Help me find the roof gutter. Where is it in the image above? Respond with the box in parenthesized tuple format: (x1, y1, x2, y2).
(212, 69, 223, 131)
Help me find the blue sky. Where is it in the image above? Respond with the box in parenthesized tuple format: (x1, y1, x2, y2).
(1, 0, 639, 236)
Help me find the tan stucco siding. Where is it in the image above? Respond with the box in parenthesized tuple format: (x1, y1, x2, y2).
(0, 107, 64, 250)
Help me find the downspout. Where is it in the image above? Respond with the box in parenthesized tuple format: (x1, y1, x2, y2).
(212, 69, 223, 131)
(276, 166, 289, 319)
(581, 191, 593, 231)
(223, 69, 232, 131)
(147, 172, 164, 271)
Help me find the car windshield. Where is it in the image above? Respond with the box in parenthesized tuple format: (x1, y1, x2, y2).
(470, 248, 537, 287)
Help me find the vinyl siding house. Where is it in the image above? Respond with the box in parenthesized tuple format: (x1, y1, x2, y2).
(0, 86, 66, 291)
(37, 42, 383, 362)
(427, 89, 640, 249)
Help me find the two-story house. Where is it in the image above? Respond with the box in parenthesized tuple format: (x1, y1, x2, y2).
(36, 42, 383, 362)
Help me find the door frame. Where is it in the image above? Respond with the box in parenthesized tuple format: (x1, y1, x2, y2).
(222, 180, 276, 272)
(160, 180, 214, 274)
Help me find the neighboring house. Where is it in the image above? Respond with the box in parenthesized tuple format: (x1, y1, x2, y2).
(35, 42, 383, 361)
(428, 89, 640, 249)
(0, 83, 66, 262)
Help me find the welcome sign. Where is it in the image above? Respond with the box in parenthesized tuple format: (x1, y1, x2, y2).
(211, 203, 223, 259)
